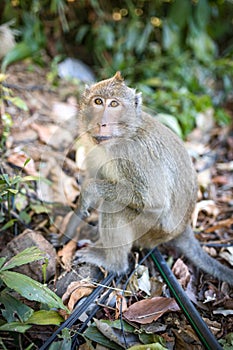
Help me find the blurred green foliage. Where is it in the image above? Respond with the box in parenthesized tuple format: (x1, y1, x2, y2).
(1, 0, 233, 136)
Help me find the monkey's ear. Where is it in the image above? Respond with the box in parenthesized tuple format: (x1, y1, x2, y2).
(114, 71, 124, 82)
(84, 84, 90, 93)
(83, 84, 91, 97)
(135, 92, 142, 114)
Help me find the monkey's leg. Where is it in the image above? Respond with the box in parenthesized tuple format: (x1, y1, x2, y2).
(171, 225, 233, 285)
(75, 209, 135, 274)
(49, 208, 89, 247)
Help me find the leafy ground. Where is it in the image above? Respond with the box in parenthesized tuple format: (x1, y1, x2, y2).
(0, 62, 233, 349)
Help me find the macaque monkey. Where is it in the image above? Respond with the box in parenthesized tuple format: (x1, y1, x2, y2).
(65, 72, 233, 285)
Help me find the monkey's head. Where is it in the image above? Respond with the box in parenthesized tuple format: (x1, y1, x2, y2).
(80, 72, 142, 143)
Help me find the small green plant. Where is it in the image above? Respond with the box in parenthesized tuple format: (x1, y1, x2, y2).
(0, 247, 68, 337)
(0, 75, 51, 230)
(0, 171, 50, 230)
(0, 73, 28, 148)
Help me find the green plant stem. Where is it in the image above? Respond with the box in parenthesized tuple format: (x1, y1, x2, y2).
(7, 192, 11, 219)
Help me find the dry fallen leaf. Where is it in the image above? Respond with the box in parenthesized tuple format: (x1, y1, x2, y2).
(7, 150, 38, 176)
(124, 297, 180, 324)
(192, 200, 220, 228)
(203, 288, 217, 304)
(127, 265, 151, 296)
(50, 163, 80, 204)
(137, 265, 151, 296)
(213, 309, 233, 316)
(202, 318, 222, 335)
(216, 161, 233, 171)
(31, 123, 58, 143)
(173, 326, 203, 350)
(205, 217, 233, 233)
(31, 122, 73, 150)
(62, 280, 95, 311)
(212, 175, 229, 185)
(51, 101, 77, 124)
(38, 158, 79, 205)
(197, 169, 211, 189)
(58, 239, 77, 271)
(94, 318, 126, 348)
(219, 247, 233, 267)
(172, 258, 190, 289)
(115, 293, 128, 319)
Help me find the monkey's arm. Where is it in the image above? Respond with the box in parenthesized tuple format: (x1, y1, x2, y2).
(79, 177, 145, 214)
(60, 178, 144, 245)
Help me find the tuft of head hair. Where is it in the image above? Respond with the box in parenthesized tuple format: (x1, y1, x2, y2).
(81, 72, 142, 117)
(83, 72, 136, 102)
(113, 71, 124, 82)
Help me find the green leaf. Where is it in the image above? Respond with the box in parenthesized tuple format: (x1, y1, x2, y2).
(0, 258, 7, 269)
(5, 96, 28, 111)
(0, 271, 69, 311)
(1, 247, 45, 271)
(7, 188, 18, 195)
(75, 24, 89, 43)
(219, 332, 233, 350)
(20, 175, 52, 185)
(168, 0, 191, 29)
(19, 210, 31, 224)
(30, 203, 50, 214)
(10, 175, 22, 185)
(20, 175, 40, 182)
(0, 321, 32, 333)
(155, 113, 182, 138)
(162, 20, 181, 54)
(84, 324, 124, 350)
(23, 158, 31, 167)
(26, 310, 64, 325)
(187, 21, 216, 62)
(1, 174, 9, 186)
(0, 289, 33, 323)
(99, 319, 135, 332)
(0, 219, 16, 231)
(49, 328, 72, 350)
(25, 344, 35, 350)
(139, 333, 166, 348)
(195, 0, 210, 30)
(1, 41, 41, 72)
(136, 23, 153, 55)
(215, 108, 231, 126)
(128, 344, 168, 350)
(0, 73, 7, 83)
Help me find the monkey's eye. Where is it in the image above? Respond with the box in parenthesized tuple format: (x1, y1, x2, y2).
(94, 98, 103, 105)
(110, 100, 119, 107)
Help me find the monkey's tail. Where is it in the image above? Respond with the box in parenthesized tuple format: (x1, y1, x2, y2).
(171, 225, 233, 286)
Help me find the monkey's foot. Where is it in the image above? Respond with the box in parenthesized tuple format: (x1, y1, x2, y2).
(74, 247, 129, 274)
(75, 247, 104, 266)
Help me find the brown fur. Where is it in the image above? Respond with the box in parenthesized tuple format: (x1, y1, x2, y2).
(67, 72, 233, 284)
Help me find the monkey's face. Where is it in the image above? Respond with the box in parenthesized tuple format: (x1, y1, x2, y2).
(80, 72, 142, 144)
(86, 96, 127, 143)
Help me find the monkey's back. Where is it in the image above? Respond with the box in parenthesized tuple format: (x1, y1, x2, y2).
(135, 112, 198, 244)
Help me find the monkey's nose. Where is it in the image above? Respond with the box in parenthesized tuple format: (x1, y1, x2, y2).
(97, 123, 107, 127)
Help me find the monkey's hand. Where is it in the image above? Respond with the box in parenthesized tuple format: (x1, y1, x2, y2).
(79, 178, 120, 213)
(81, 177, 144, 214)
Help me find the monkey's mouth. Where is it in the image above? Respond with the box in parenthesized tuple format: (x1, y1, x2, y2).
(92, 135, 113, 144)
